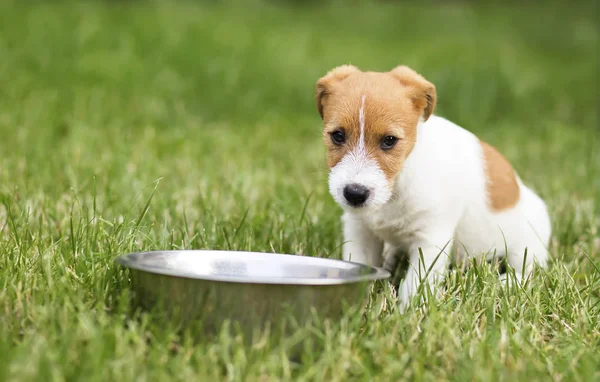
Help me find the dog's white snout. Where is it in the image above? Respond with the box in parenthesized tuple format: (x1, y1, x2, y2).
(329, 153, 392, 211)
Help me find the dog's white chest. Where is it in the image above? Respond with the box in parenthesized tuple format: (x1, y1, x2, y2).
(359, 200, 424, 248)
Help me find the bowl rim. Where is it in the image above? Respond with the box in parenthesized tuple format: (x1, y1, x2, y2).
(115, 250, 390, 285)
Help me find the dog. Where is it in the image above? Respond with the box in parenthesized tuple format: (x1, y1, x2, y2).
(316, 65, 551, 309)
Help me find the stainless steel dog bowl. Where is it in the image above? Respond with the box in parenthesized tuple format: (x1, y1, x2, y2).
(116, 250, 390, 340)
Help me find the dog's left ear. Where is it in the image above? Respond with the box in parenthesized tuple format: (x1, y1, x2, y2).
(316, 65, 360, 119)
(390, 66, 436, 121)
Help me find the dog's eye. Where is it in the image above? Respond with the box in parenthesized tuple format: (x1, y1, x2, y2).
(330, 130, 345, 145)
(381, 136, 398, 150)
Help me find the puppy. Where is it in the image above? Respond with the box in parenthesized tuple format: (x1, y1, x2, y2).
(316, 65, 551, 309)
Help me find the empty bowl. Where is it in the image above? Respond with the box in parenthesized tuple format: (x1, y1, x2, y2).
(116, 250, 390, 341)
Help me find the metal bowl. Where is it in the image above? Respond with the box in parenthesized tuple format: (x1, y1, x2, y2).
(116, 250, 390, 341)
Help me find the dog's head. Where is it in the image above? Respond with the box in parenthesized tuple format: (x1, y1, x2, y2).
(316, 65, 436, 211)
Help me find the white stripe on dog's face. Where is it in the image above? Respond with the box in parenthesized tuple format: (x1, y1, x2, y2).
(328, 95, 392, 211)
(358, 94, 366, 150)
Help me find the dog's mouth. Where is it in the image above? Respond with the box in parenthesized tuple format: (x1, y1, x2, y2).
(332, 184, 391, 212)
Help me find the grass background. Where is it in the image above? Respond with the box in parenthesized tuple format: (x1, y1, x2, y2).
(0, 0, 598, 380)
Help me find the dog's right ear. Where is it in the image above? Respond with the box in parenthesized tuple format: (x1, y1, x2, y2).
(316, 65, 359, 119)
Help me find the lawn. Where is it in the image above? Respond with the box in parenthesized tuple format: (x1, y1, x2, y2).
(0, 0, 598, 380)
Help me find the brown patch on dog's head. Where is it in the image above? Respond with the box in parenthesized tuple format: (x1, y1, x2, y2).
(316, 64, 360, 120)
(480, 140, 521, 211)
(316, 65, 436, 182)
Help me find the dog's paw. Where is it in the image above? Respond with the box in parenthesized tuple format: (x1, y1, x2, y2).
(499, 271, 529, 289)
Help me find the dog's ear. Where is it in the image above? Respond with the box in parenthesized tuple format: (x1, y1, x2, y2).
(390, 66, 436, 121)
(316, 65, 360, 119)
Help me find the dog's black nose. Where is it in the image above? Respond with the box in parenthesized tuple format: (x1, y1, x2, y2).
(343, 184, 370, 206)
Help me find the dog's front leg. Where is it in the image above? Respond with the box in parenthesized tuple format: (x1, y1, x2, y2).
(382, 242, 403, 274)
(398, 234, 452, 311)
(341, 212, 383, 267)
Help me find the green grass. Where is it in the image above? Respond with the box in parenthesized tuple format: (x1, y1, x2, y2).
(0, 0, 598, 380)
